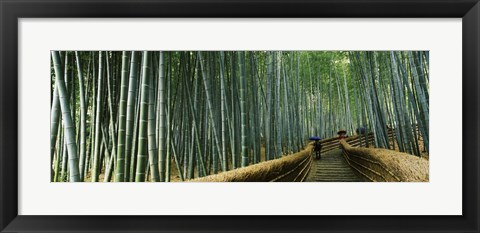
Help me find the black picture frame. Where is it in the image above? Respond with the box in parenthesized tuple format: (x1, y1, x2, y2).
(1, 0, 479, 232)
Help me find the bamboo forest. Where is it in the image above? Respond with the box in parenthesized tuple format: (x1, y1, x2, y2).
(50, 51, 429, 183)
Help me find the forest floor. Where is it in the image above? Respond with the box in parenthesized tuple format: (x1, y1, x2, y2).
(169, 146, 269, 182)
(84, 170, 105, 182)
(81, 147, 271, 182)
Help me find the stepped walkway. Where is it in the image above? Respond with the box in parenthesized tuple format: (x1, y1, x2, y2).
(191, 130, 428, 182)
(305, 149, 364, 182)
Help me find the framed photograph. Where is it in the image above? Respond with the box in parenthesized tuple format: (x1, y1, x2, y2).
(1, 0, 478, 232)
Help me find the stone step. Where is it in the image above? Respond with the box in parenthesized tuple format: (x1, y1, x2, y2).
(306, 149, 364, 182)
(315, 172, 356, 175)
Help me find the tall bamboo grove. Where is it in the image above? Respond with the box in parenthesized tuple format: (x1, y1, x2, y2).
(50, 51, 429, 182)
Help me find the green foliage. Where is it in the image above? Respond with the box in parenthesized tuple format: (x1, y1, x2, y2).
(50, 50, 429, 182)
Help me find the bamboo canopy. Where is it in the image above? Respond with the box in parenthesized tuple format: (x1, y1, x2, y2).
(50, 51, 429, 182)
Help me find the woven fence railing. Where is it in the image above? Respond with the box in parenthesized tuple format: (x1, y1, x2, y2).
(321, 129, 395, 153)
(340, 140, 429, 182)
(320, 134, 366, 153)
(189, 145, 313, 182)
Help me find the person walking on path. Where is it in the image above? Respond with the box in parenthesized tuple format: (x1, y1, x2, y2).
(313, 140, 322, 159)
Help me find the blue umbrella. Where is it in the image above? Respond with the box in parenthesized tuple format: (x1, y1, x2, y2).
(309, 136, 322, 141)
